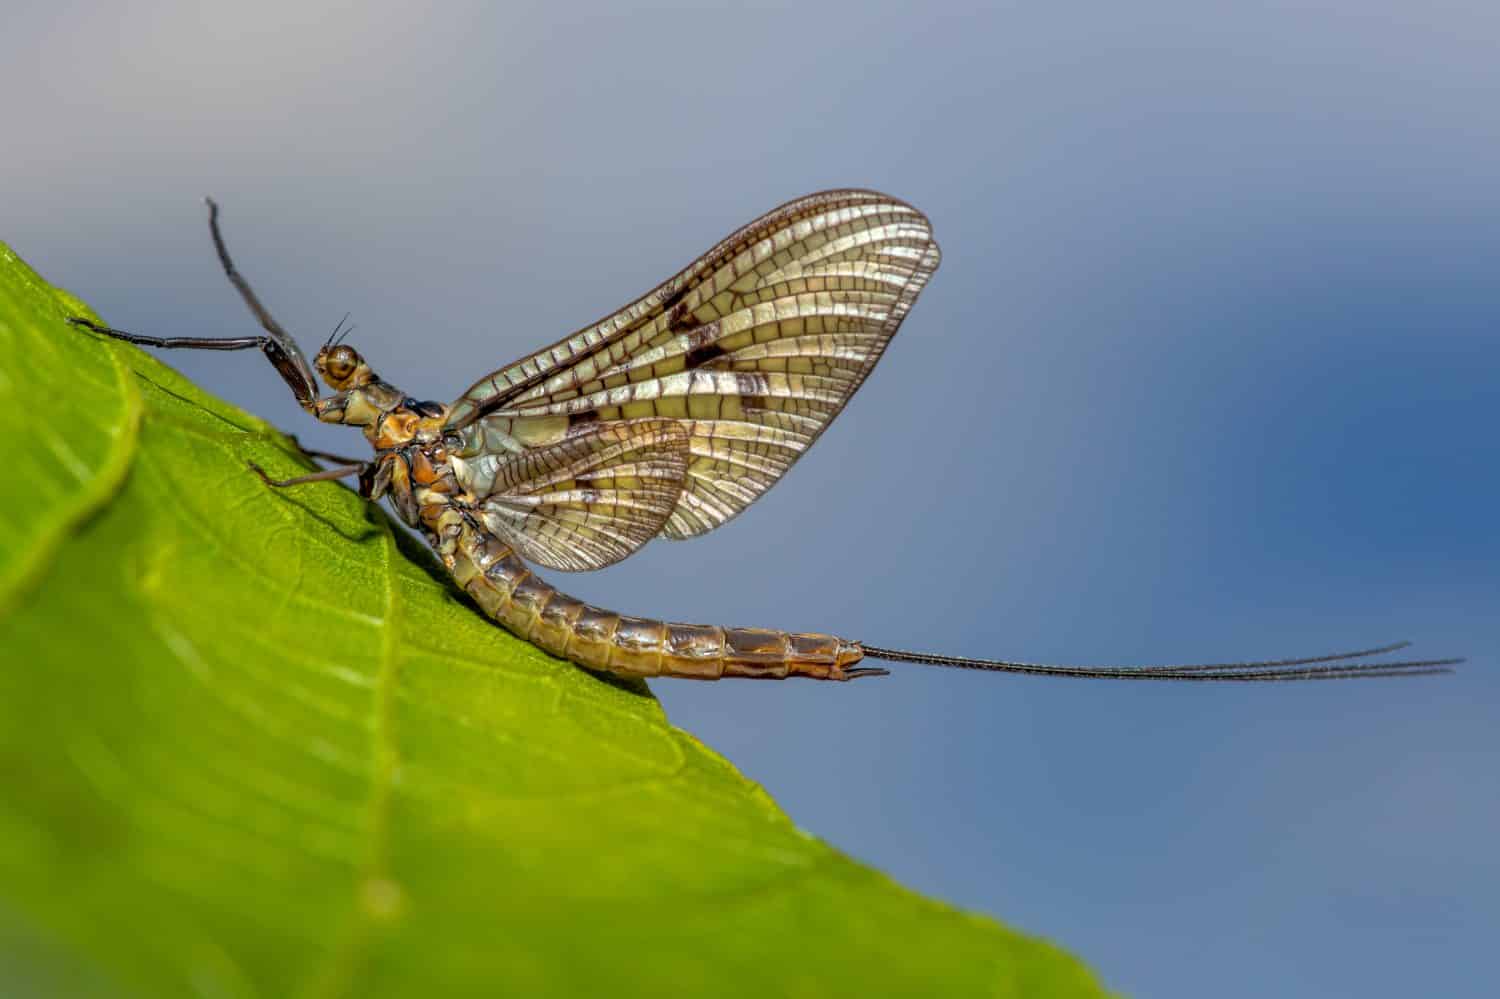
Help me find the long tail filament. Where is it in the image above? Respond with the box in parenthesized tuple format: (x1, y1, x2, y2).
(859, 640, 1461, 681)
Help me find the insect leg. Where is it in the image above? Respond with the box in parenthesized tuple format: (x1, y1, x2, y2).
(247, 461, 364, 489)
(203, 197, 320, 406)
(68, 313, 316, 409)
(67, 199, 321, 408)
(284, 434, 368, 467)
(67, 317, 269, 352)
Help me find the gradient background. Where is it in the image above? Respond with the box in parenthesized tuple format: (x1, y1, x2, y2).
(4, 2, 1496, 996)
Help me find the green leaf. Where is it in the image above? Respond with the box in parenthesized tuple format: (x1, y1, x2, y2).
(0, 242, 1110, 998)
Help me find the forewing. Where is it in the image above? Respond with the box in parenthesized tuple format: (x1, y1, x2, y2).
(472, 419, 689, 572)
(447, 189, 940, 540)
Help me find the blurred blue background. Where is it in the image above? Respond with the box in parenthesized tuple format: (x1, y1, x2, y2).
(5, 2, 1495, 995)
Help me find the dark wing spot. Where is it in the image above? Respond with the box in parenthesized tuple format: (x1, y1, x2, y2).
(667, 299, 697, 332)
(682, 320, 726, 368)
(659, 283, 688, 312)
(684, 341, 728, 369)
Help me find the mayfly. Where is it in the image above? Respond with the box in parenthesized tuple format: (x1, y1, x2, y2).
(70, 191, 1460, 683)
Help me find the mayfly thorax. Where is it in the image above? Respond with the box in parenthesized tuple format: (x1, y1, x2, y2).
(68, 193, 1461, 684)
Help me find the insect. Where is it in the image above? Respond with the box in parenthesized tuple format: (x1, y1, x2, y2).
(70, 191, 1460, 683)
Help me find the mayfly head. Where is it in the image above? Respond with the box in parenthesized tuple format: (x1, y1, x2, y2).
(315, 342, 376, 391)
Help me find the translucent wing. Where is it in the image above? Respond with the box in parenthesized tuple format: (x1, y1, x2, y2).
(446, 189, 940, 540)
(471, 419, 689, 572)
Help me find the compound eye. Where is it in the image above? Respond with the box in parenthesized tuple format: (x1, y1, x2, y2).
(325, 344, 360, 384)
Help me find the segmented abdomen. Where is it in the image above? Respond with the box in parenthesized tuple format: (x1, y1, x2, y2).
(448, 526, 866, 681)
